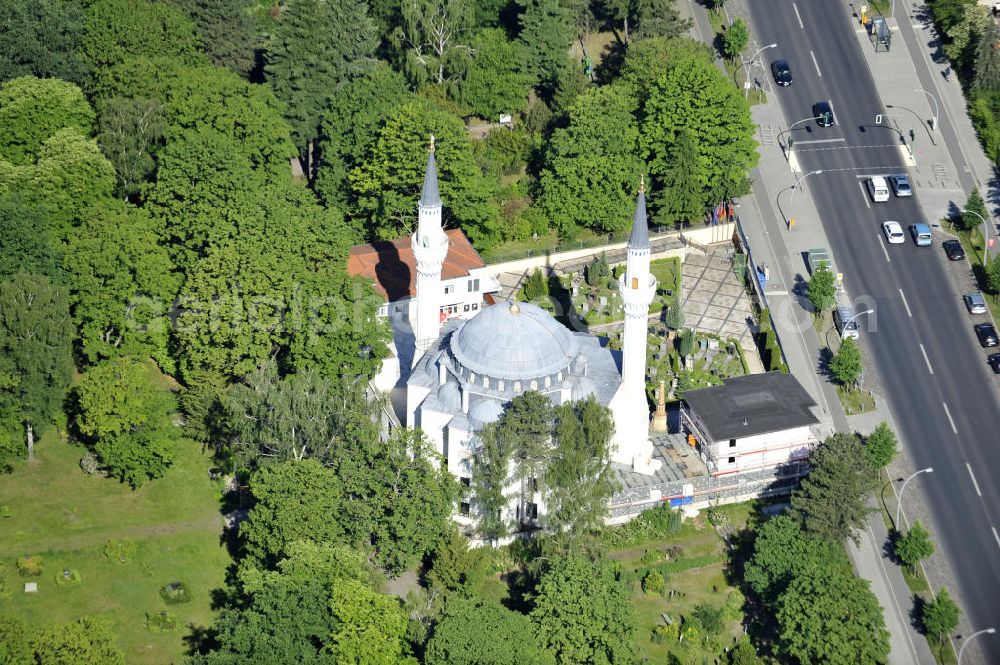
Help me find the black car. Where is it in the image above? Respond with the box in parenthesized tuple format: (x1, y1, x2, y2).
(813, 101, 834, 127)
(988, 353, 1000, 374)
(772, 60, 793, 86)
(974, 322, 999, 347)
(943, 239, 965, 261)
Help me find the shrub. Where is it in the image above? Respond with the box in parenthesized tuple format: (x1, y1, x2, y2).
(55, 568, 82, 587)
(723, 588, 745, 621)
(640, 549, 663, 566)
(0, 505, 11, 519)
(79, 452, 100, 475)
(16, 555, 43, 577)
(0, 565, 11, 598)
(642, 570, 665, 595)
(145, 610, 179, 633)
(103, 538, 137, 564)
(602, 504, 683, 549)
(692, 603, 725, 634)
(159, 581, 192, 604)
(652, 622, 679, 644)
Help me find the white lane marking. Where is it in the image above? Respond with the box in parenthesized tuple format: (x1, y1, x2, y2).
(920, 344, 934, 374)
(878, 234, 891, 262)
(810, 50, 823, 77)
(793, 2, 804, 28)
(793, 138, 847, 145)
(898, 289, 912, 317)
(943, 401, 957, 434)
(828, 98, 838, 125)
(967, 463, 982, 497)
(993, 527, 1000, 550)
(859, 181, 871, 208)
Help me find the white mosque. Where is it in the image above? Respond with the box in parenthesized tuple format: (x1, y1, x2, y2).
(394, 140, 661, 526)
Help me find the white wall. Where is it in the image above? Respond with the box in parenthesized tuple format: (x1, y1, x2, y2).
(707, 425, 816, 475)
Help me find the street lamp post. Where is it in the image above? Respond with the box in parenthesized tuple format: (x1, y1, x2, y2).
(961, 207, 992, 264)
(778, 115, 825, 157)
(743, 43, 777, 99)
(914, 88, 940, 136)
(788, 169, 823, 229)
(896, 467, 933, 530)
(958, 627, 997, 664)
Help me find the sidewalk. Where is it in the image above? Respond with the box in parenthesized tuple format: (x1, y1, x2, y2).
(679, 1, 938, 663)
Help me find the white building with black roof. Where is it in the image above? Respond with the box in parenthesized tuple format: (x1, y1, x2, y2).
(681, 372, 820, 476)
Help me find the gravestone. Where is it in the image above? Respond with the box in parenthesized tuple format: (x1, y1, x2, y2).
(685, 356, 694, 370)
(24, 583, 37, 593)
(708, 338, 719, 351)
(599, 296, 608, 307)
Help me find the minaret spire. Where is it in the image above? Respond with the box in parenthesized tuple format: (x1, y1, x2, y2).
(609, 179, 661, 475)
(411, 134, 449, 368)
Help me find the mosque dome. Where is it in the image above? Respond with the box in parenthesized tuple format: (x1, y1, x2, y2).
(468, 397, 505, 427)
(437, 381, 462, 412)
(451, 302, 578, 381)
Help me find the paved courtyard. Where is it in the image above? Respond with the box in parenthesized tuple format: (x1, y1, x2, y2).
(681, 247, 757, 356)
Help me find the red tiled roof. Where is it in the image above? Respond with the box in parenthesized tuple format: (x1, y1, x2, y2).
(347, 229, 487, 302)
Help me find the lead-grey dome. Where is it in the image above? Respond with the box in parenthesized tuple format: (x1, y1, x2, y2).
(452, 302, 578, 381)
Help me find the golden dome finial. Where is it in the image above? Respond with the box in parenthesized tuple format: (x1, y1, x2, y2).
(429, 134, 435, 153)
(639, 174, 645, 193)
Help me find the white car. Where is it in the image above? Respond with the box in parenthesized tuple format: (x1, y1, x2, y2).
(882, 220, 905, 244)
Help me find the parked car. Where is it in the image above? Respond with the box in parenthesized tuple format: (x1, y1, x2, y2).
(910, 223, 932, 247)
(890, 174, 912, 197)
(943, 239, 965, 261)
(974, 322, 999, 347)
(868, 176, 890, 202)
(772, 59, 793, 86)
(965, 292, 988, 314)
(989, 353, 1000, 374)
(813, 101, 834, 127)
(882, 221, 905, 244)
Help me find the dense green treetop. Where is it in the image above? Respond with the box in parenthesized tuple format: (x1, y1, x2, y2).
(620, 37, 713, 99)
(921, 587, 960, 642)
(642, 55, 757, 214)
(393, 0, 475, 88)
(538, 83, 644, 235)
(265, 0, 380, 161)
(75, 357, 179, 488)
(459, 28, 533, 119)
(350, 100, 501, 245)
(0, 194, 63, 283)
(0, 0, 89, 85)
(530, 555, 637, 664)
(517, 0, 575, 88)
(425, 598, 555, 665)
(31, 616, 125, 665)
(0, 77, 95, 166)
(165, 0, 260, 77)
(80, 0, 206, 90)
(775, 567, 890, 665)
(328, 578, 413, 665)
(743, 514, 845, 602)
(863, 421, 897, 469)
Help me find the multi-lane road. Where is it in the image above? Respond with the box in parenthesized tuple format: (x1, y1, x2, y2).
(744, 1, 1000, 659)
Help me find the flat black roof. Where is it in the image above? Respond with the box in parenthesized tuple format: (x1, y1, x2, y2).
(683, 372, 819, 441)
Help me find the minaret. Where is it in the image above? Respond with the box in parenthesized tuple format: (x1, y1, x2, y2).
(411, 135, 450, 368)
(609, 178, 662, 474)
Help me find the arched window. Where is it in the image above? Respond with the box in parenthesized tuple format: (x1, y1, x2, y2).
(514, 381, 522, 393)
(498, 380, 505, 393)
(544, 376, 551, 388)
(482, 376, 489, 388)
(530, 380, 538, 391)
(631, 276, 638, 289)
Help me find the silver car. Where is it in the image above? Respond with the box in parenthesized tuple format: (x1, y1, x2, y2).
(964, 292, 987, 315)
(890, 174, 912, 197)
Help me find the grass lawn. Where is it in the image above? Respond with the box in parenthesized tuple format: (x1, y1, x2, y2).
(650, 256, 681, 296)
(607, 503, 751, 662)
(0, 433, 230, 665)
(836, 385, 876, 415)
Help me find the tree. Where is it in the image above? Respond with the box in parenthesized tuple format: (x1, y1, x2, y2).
(517, 0, 575, 88)
(538, 85, 645, 235)
(545, 398, 617, 535)
(655, 127, 703, 225)
(95, 97, 165, 200)
(620, 36, 712, 98)
(424, 527, 489, 602)
(0, 194, 63, 283)
(63, 201, 178, 368)
(828, 337, 862, 387)
(460, 29, 533, 119)
(0, 274, 74, 463)
(806, 264, 836, 313)
(31, 616, 125, 665)
(665, 301, 685, 331)
(349, 101, 501, 245)
(165, 0, 259, 77)
(791, 433, 878, 544)
(775, 567, 890, 665)
(315, 64, 414, 208)
(921, 588, 960, 643)
(75, 358, 179, 488)
(586, 254, 610, 286)
(0, 77, 95, 166)
(328, 579, 411, 664)
(471, 421, 513, 543)
(393, 0, 475, 88)
(178, 370, 229, 452)
(426, 598, 555, 665)
(502, 392, 554, 528)
(722, 17, 749, 61)
(894, 521, 935, 569)
(988, 253, 1000, 294)
(974, 23, 1000, 91)
(642, 56, 756, 216)
(523, 268, 550, 302)
(679, 328, 695, 357)
(80, 0, 205, 90)
(743, 514, 844, 603)
(959, 187, 989, 232)
(530, 555, 637, 664)
(864, 421, 897, 469)
(264, 0, 379, 176)
(631, 0, 691, 41)
(729, 636, 761, 665)
(240, 460, 345, 567)
(0, 614, 32, 665)
(0, 0, 88, 85)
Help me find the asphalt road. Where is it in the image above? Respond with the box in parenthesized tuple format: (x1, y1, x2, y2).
(745, 1, 1000, 658)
